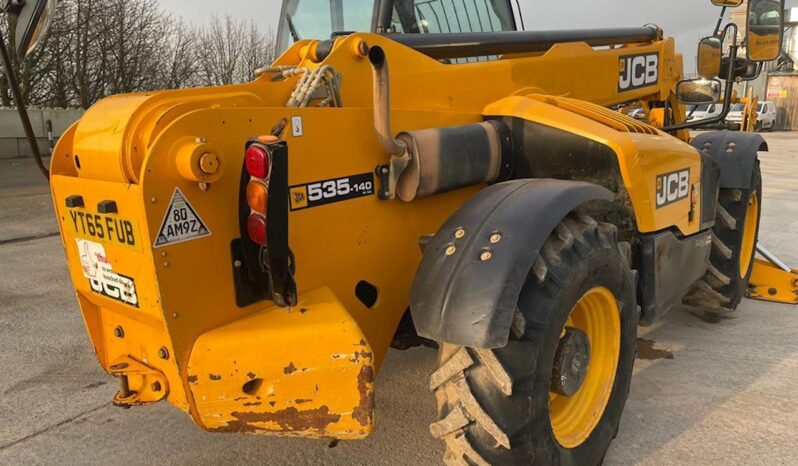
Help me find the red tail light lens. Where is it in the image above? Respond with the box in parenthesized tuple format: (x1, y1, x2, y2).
(245, 144, 271, 179)
(247, 213, 267, 245)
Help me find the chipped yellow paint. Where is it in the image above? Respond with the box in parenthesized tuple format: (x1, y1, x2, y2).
(49, 31, 703, 437)
(187, 288, 375, 437)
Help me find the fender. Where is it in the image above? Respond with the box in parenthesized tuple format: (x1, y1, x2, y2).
(691, 130, 767, 189)
(409, 179, 613, 349)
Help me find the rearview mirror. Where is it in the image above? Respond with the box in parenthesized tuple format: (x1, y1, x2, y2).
(676, 78, 722, 105)
(12, 0, 58, 61)
(712, 0, 743, 7)
(747, 0, 785, 61)
(697, 36, 722, 78)
(720, 56, 761, 81)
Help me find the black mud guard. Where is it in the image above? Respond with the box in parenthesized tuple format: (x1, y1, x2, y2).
(409, 179, 613, 349)
(691, 131, 767, 189)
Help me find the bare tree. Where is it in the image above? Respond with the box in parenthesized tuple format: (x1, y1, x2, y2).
(0, 2, 277, 108)
(196, 14, 276, 86)
(236, 21, 276, 84)
(157, 20, 199, 90)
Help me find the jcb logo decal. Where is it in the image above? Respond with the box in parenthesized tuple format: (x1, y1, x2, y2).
(290, 186, 309, 210)
(656, 169, 690, 208)
(619, 53, 659, 92)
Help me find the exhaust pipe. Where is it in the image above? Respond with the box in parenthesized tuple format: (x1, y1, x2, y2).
(368, 46, 511, 202)
(369, 46, 407, 157)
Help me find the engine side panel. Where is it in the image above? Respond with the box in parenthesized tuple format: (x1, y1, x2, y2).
(485, 95, 704, 237)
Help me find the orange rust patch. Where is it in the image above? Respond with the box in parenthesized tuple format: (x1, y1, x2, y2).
(351, 365, 375, 426)
(215, 406, 341, 434)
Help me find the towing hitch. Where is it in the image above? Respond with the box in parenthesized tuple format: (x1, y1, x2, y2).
(108, 356, 169, 408)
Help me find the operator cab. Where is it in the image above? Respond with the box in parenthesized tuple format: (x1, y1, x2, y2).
(276, 0, 520, 55)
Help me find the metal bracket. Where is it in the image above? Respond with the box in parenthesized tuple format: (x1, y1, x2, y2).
(108, 356, 169, 407)
(374, 152, 411, 201)
(746, 244, 798, 304)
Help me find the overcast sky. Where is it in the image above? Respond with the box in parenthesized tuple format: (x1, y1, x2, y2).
(164, 0, 798, 73)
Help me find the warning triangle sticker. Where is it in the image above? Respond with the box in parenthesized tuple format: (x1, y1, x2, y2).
(153, 188, 212, 248)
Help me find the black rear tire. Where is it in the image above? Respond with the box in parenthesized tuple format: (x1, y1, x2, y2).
(429, 214, 638, 465)
(684, 163, 762, 316)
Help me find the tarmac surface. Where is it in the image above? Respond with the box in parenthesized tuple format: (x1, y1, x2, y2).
(1, 132, 797, 465)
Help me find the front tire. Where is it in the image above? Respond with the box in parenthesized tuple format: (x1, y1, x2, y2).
(429, 214, 638, 465)
(684, 163, 762, 317)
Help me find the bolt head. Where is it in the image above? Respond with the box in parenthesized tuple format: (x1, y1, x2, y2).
(445, 245, 457, 256)
(158, 347, 170, 360)
(151, 381, 162, 392)
(172, 312, 179, 319)
(480, 250, 493, 261)
(454, 228, 466, 239)
(163, 261, 170, 268)
(113, 326, 124, 338)
(354, 39, 369, 57)
(199, 152, 220, 175)
(490, 233, 502, 244)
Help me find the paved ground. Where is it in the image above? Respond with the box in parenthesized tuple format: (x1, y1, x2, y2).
(1, 132, 797, 465)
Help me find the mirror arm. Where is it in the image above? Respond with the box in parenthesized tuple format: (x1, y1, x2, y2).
(713, 6, 727, 36)
(665, 42, 738, 132)
(0, 26, 48, 180)
(665, 23, 738, 133)
(753, 62, 763, 80)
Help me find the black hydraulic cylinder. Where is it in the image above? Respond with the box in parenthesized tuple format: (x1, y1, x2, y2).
(383, 26, 661, 59)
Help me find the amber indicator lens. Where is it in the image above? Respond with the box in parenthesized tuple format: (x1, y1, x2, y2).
(246, 180, 268, 213)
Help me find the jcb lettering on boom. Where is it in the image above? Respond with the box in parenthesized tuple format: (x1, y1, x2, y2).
(618, 52, 659, 91)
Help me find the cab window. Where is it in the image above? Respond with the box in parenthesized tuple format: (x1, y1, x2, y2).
(278, 0, 377, 52)
(277, 0, 516, 55)
(391, 0, 514, 34)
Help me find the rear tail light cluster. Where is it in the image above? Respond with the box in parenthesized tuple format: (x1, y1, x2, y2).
(244, 137, 277, 245)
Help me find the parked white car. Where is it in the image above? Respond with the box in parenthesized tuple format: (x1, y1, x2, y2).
(627, 108, 647, 122)
(725, 101, 777, 131)
(686, 103, 724, 122)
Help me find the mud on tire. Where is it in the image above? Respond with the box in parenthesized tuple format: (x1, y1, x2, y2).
(429, 213, 639, 466)
(684, 163, 762, 317)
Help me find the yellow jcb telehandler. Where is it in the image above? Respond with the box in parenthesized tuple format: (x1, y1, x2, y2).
(2, 0, 796, 464)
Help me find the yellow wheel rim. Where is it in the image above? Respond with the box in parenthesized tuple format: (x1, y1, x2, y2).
(549, 286, 621, 449)
(739, 192, 759, 278)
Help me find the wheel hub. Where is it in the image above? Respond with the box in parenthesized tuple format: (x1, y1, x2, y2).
(551, 326, 591, 397)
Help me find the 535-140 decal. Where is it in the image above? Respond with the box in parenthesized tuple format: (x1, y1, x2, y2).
(290, 173, 375, 211)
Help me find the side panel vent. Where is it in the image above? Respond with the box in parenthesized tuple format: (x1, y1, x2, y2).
(529, 95, 659, 135)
